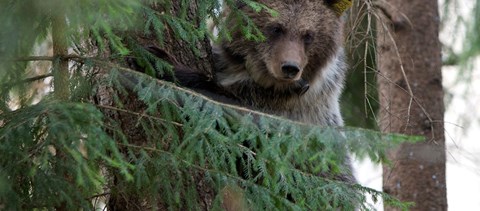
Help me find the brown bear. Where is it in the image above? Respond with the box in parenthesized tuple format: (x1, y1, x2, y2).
(130, 0, 355, 184)
(213, 0, 348, 127)
(210, 0, 356, 184)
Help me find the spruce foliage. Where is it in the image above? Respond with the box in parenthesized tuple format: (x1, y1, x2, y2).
(0, 0, 416, 210)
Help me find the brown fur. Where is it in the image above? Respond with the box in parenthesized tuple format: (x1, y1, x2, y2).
(130, 0, 356, 185)
(213, 0, 356, 185)
(214, 0, 346, 126)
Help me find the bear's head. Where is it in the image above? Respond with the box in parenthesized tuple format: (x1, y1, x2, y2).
(220, 0, 347, 94)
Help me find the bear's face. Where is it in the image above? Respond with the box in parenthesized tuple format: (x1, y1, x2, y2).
(224, 0, 344, 92)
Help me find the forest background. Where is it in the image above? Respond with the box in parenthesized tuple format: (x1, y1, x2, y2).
(0, 0, 479, 210)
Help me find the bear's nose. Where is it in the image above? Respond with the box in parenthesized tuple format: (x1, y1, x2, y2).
(281, 62, 300, 79)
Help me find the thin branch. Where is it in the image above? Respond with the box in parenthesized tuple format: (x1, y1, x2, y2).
(11, 55, 95, 62)
(87, 192, 111, 200)
(13, 56, 57, 62)
(96, 104, 184, 127)
(1, 74, 53, 88)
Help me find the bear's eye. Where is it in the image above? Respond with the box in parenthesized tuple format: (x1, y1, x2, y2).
(272, 26, 283, 34)
(303, 32, 314, 45)
(267, 24, 284, 38)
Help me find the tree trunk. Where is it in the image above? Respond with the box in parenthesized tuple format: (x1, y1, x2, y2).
(135, 2, 214, 77)
(376, 1, 447, 210)
(95, 1, 216, 210)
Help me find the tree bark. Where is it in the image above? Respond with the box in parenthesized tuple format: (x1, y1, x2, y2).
(95, 1, 216, 210)
(135, 2, 214, 77)
(376, 1, 447, 210)
(52, 8, 69, 100)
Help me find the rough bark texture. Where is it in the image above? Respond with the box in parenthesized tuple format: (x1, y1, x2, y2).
(136, 2, 214, 77)
(376, 1, 447, 210)
(95, 1, 216, 210)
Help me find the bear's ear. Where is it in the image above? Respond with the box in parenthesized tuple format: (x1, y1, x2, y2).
(324, 0, 352, 16)
(324, 0, 340, 4)
(227, 0, 246, 9)
(235, 1, 246, 9)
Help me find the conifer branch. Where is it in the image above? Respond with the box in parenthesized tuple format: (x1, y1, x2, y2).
(117, 142, 301, 209)
(117, 142, 354, 187)
(87, 58, 307, 126)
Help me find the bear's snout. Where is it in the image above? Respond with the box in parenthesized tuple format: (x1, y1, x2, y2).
(281, 62, 301, 79)
(271, 40, 306, 81)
